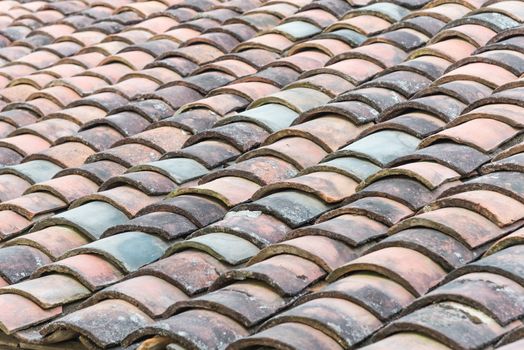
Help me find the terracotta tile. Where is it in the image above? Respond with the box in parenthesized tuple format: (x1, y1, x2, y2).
(271, 115, 363, 152)
(418, 79, 492, 106)
(171, 281, 285, 327)
(467, 12, 519, 32)
(250, 88, 330, 114)
(274, 51, 330, 72)
(298, 101, 379, 125)
(0, 246, 52, 284)
(184, 122, 268, 152)
(371, 28, 429, 52)
(0, 147, 23, 166)
(167, 140, 239, 168)
(288, 73, 355, 97)
(393, 142, 490, 175)
(55, 76, 109, 96)
(169, 232, 259, 265)
(175, 176, 260, 207)
(421, 118, 518, 153)
(0, 210, 31, 240)
(139, 194, 227, 228)
(410, 272, 524, 325)
(458, 103, 524, 128)
(41, 300, 154, 348)
(381, 95, 466, 123)
(7, 226, 88, 260)
(335, 130, 420, 166)
(85, 275, 188, 318)
(138, 250, 228, 296)
(263, 297, 381, 348)
(2, 0, 522, 348)
(202, 155, 298, 186)
(0, 192, 65, 219)
(254, 171, 358, 203)
(329, 15, 391, 36)
(239, 137, 327, 170)
(378, 302, 513, 350)
(222, 104, 298, 132)
(360, 333, 451, 350)
(372, 227, 474, 271)
(0, 84, 38, 102)
(89, 143, 161, 167)
(28, 174, 98, 203)
(101, 170, 175, 196)
(409, 38, 476, 62)
(362, 70, 431, 97)
(34, 254, 123, 291)
(430, 190, 524, 227)
(442, 62, 516, 89)
(103, 211, 196, 240)
(1, 160, 50, 185)
(245, 66, 300, 87)
(391, 207, 505, 249)
(335, 42, 407, 68)
(229, 322, 343, 350)
(86, 111, 150, 137)
(289, 38, 352, 57)
(237, 190, 330, 228)
(310, 273, 415, 321)
(212, 81, 279, 102)
(251, 235, 356, 272)
(35, 201, 128, 240)
(194, 210, 289, 248)
(339, 87, 407, 112)
(0, 134, 50, 156)
(65, 231, 168, 273)
(365, 162, 459, 190)
(57, 160, 126, 185)
(394, 55, 451, 80)
(329, 247, 446, 296)
(125, 309, 246, 349)
(0, 294, 61, 334)
(322, 196, 413, 227)
(26, 142, 94, 168)
(131, 157, 207, 185)
(216, 254, 325, 296)
(318, 58, 384, 85)
(0, 274, 90, 308)
(74, 186, 159, 217)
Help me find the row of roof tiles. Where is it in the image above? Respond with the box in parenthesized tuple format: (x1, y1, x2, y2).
(1, 0, 524, 349)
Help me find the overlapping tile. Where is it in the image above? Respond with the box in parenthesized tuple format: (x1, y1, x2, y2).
(2, 0, 524, 350)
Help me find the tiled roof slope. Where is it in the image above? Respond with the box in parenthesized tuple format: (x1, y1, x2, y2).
(0, 0, 523, 349)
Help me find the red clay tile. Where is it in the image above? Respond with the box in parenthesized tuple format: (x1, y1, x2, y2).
(360, 333, 451, 350)
(0, 274, 90, 308)
(391, 207, 505, 249)
(41, 299, 154, 348)
(263, 297, 381, 348)
(229, 322, 343, 350)
(329, 247, 446, 296)
(0, 2, 522, 350)
(0, 294, 61, 334)
(125, 309, 246, 349)
(136, 250, 228, 295)
(34, 254, 123, 291)
(176, 176, 260, 207)
(86, 275, 187, 318)
(216, 254, 325, 296)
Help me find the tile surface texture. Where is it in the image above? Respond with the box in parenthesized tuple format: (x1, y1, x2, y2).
(0, 0, 523, 350)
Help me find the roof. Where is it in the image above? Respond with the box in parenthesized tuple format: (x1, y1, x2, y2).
(0, 0, 523, 349)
